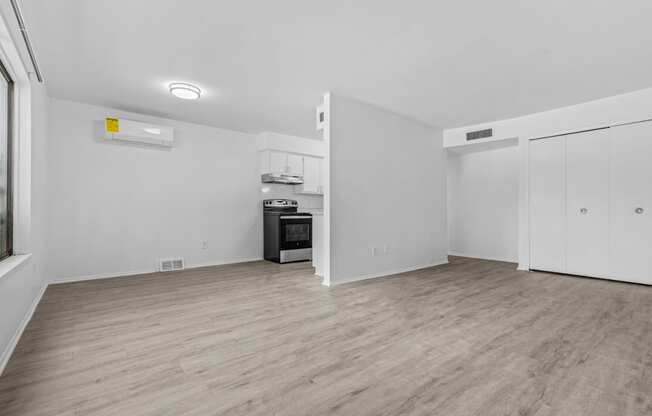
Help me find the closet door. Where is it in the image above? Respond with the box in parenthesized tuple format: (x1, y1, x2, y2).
(565, 129, 610, 278)
(609, 122, 652, 284)
(529, 137, 566, 273)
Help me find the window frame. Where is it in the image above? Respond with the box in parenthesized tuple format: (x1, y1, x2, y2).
(0, 58, 13, 261)
(0, 6, 34, 274)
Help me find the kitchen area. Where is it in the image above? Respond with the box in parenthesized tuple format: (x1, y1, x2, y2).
(257, 131, 325, 277)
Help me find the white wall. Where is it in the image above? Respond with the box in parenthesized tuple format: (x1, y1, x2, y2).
(257, 131, 326, 157)
(30, 80, 51, 284)
(447, 146, 518, 262)
(260, 184, 323, 211)
(443, 87, 652, 269)
(0, 77, 50, 371)
(328, 95, 447, 284)
(444, 87, 652, 147)
(47, 99, 262, 281)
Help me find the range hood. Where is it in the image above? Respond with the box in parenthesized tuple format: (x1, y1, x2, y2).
(261, 173, 303, 185)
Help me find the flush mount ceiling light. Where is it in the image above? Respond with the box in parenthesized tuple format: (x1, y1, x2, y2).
(169, 82, 201, 100)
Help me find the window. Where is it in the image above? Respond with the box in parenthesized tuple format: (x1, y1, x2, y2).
(0, 59, 12, 260)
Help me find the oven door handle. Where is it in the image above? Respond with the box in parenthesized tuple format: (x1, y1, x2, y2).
(280, 216, 312, 219)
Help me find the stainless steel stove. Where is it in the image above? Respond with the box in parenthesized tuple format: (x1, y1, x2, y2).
(263, 199, 312, 263)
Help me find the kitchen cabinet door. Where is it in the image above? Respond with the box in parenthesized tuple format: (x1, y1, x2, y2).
(565, 129, 610, 278)
(529, 136, 566, 273)
(609, 122, 652, 284)
(286, 154, 303, 176)
(269, 151, 287, 174)
(301, 156, 320, 193)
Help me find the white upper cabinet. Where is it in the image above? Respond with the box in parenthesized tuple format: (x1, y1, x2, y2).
(609, 122, 652, 284)
(296, 156, 322, 194)
(261, 150, 304, 176)
(259, 150, 323, 194)
(286, 154, 304, 176)
(269, 151, 289, 174)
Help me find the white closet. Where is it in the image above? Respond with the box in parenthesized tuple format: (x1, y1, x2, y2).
(565, 129, 610, 278)
(529, 121, 652, 285)
(609, 122, 652, 283)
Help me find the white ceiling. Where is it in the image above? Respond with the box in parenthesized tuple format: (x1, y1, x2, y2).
(20, 0, 652, 138)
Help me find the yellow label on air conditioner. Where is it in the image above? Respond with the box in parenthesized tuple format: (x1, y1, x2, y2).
(105, 118, 120, 133)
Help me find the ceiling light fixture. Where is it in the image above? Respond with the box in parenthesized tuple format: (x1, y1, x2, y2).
(169, 82, 201, 100)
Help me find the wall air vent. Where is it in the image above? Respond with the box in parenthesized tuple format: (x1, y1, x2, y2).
(466, 128, 493, 141)
(159, 258, 184, 272)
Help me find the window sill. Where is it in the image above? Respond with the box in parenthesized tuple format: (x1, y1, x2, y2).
(0, 253, 32, 281)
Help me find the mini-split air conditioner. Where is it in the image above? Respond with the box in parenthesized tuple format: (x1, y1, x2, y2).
(104, 118, 174, 147)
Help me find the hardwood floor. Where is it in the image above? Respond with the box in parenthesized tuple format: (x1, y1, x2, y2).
(1, 256, 651, 415)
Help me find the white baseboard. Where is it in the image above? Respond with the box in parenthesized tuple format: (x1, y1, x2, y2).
(0, 282, 47, 376)
(50, 257, 264, 285)
(51, 268, 155, 284)
(448, 251, 518, 264)
(331, 259, 449, 286)
(188, 257, 262, 270)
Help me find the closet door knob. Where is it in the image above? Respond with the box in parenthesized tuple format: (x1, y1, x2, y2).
(635, 207, 644, 214)
(580, 208, 588, 214)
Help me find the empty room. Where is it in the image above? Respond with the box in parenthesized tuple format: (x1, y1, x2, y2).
(1, 1, 651, 415)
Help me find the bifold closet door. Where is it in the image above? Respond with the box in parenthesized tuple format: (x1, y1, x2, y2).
(565, 129, 610, 278)
(529, 137, 565, 273)
(609, 122, 652, 284)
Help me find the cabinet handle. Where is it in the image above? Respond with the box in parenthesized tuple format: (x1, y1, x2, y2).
(580, 208, 588, 214)
(635, 207, 644, 214)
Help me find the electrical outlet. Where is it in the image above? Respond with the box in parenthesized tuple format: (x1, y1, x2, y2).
(371, 247, 377, 256)
(201, 241, 208, 250)
(383, 244, 389, 254)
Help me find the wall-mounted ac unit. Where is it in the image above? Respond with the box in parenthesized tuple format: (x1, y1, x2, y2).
(104, 118, 174, 147)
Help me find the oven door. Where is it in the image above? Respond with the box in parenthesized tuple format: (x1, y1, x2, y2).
(279, 216, 312, 251)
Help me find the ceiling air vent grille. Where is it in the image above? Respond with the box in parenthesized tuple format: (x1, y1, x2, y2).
(466, 128, 493, 141)
(159, 258, 185, 272)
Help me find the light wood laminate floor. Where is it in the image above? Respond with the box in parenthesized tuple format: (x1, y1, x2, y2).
(1, 256, 652, 415)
